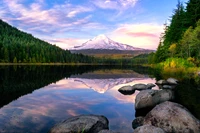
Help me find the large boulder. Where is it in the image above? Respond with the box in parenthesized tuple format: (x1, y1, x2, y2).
(143, 101, 200, 133)
(135, 89, 174, 110)
(133, 125, 165, 133)
(49, 115, 109, 133)
(118, 85, 135, 95)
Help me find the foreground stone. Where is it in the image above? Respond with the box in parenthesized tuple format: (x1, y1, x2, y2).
(118, 85, 135, 95)
(135, 89, 174, 110)
(134, 125, 165, 133)
(132, 117, 144, 129)
(143, 101, 200, 133)
(98, 130, 115, 133)
(49, 115, 109, 133)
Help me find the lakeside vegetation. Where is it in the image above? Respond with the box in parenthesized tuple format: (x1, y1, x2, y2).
(148, 0, 200, 78)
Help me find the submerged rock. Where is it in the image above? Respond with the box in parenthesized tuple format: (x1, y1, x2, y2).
(132, 117, 144, 129)
(49, 115, 109, 133)
(118, 85, 135, 95)
(143, 101, 200, 133)
(133, 125, 166, 133)
(135, 89, 174, 110)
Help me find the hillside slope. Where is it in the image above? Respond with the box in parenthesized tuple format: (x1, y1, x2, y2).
(0, 19, 93, 63)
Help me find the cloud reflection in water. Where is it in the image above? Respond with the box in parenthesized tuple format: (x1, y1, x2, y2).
(0, 72, 157, 133)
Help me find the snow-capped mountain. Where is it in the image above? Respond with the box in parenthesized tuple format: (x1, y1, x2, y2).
(73, 78, 142, 93)
(71, 34, 144, 51)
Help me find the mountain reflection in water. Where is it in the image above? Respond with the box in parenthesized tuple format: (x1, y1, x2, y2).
(0, 66, 157, 133)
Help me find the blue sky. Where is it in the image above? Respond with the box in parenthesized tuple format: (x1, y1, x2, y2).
(0, 0, 188, 50)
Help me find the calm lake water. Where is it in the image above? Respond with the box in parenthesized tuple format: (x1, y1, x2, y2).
(0, 65, 199, 133)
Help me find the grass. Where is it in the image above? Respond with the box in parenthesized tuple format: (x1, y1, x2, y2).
(153, 58, 200, 80)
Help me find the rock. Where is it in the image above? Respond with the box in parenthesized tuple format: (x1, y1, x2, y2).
(162, 85, 176, 89)
(98, 130, 115, 133)
(143, 101, 200, 133)
(49, 115, 109, 133)
(146, 83, 156, 89)
(167, 78, 178, 85)
(118, 85, 135, 95)
(132, 117, 144, 129)
(156, 80, 168, 85)
(198, 72, 200, 76)
(135, 89, 174, 110)
(132, 84, 148, 90)
(133, 125, 166, 133)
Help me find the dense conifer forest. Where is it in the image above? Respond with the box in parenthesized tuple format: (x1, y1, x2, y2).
(149, 0, 200, 66)
(0, 19, 98, 63)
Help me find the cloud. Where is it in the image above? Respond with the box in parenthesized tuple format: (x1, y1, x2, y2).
(47, 38, 88, 50)
(109, 23, 164, 50)
(92, 0, 138, 10)
(1, 0, 94, 35)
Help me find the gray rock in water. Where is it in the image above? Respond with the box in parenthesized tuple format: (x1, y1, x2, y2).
(156, 80, 168, 85)
(49, 115, 109, 133)
(162, 85, 176, 89)
(132, 117, 144, 129)
(98, 130, 115, 133)
(167, 78, 178, 85)
(134, 125, 166, 133)
(144, 101, 200, 133)
(132, 84, 150, 90)
(146, 83, 156, 89)
(135, 89, 174, 110)
(118, 85, 135, 95)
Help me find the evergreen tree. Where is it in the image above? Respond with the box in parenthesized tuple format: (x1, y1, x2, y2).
(186, 0, 200, 28)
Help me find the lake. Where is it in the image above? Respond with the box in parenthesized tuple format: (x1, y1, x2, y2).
(0, 65, 199, 133)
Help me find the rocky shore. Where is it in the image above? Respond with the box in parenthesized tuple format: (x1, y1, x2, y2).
(49, 78, 200, 133)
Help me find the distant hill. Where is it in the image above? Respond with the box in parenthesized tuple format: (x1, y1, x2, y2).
(70, 34, 154, 58)
(0, 19, 94, 63)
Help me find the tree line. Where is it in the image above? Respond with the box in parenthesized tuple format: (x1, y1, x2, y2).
(0, 19, 119, 64)
(150, 0, 200, 66)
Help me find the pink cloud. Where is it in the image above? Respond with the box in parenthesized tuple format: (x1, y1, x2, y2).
(109, 23, 164, 50)
(126, 32, 159, 38)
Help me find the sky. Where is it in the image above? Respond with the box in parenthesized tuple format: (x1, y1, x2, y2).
(0, 0, 188, 50)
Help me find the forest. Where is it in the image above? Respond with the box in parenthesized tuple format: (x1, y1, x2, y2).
(149, 0, 200, 67)
(0, 19, 101, 64)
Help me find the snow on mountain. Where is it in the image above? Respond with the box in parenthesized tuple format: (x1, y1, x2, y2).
(72, 78, 142, 93)
(71, 34, 143, 51)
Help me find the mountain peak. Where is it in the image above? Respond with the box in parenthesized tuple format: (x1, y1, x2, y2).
(93, 34, 109, 40)
(71, 34, 144, 51)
